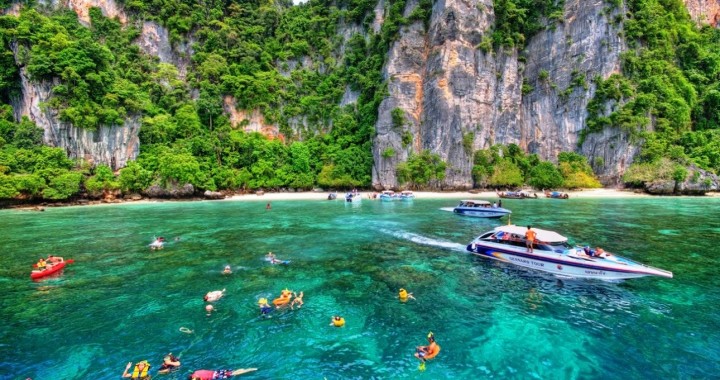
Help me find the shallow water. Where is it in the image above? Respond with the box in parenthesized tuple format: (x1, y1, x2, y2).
(1, 197, 719, 379)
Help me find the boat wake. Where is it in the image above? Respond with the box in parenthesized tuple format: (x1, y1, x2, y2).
(384, 230, 467, 252)
(439, 207, 455, 213)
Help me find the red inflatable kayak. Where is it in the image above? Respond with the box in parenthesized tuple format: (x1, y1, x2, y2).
(30, 260, 73, 279)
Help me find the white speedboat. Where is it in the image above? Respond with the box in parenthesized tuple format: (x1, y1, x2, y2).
(447, 200, 511, 219)
(466, 225, 673, 280)
(379, 190, 397, 201)
(399, 190, 415, 201)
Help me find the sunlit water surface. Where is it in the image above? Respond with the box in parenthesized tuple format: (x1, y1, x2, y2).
(1, 196, 719, 379)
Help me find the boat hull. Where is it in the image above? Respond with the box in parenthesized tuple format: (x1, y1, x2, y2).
(467, 244, 671, 280)
(30, 262, 66, 279)
(453, 207, 510, 219)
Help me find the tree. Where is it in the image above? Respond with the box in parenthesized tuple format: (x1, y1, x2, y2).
(43, 171, 82, 200)
(488, 158, 523, 188)
(397, 150, 446, 188)
(84, 164, 120, 197)
(528, 162, 563, 189)
(119, 161, 153, 192)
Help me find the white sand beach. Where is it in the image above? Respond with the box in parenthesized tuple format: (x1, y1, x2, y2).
(225, 188, 651, 202)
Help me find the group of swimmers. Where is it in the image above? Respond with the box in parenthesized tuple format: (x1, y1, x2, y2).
(122, 356, 256, 380)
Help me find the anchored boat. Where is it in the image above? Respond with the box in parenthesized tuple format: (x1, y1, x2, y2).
(466, 225, 673, 280)
(444, 200, 511, 219)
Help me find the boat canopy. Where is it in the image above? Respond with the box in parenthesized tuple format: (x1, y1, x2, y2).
(459, 200, 492, 206)
(493, 225, 567, 243)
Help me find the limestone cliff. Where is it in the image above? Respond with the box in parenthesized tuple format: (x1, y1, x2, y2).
(11, 46, 140, 170)
(8, 0, 187, 170)
(374, 0, 519, 189)
(524, 0, 631, 185)
(684, 0, 720, 26)
(374, 0, 635, 188)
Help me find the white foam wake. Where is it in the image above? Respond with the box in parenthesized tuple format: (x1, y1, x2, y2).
(384, 230, 467, 252)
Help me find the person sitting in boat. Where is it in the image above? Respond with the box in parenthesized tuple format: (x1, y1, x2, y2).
(188, 368, 257, 380)
(204, 289, 226, 302)
(158, 353, 181, 374)
(122, 360, 150, 379)
(595, 247, 614, 259)
(47, 255, 64, 264)
(35, 258, 47, 270)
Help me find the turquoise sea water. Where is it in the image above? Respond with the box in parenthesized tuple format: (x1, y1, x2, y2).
(1, 196, 719, 379)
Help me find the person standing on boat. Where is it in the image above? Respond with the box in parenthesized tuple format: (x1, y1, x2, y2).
(525, 226, 537, 253)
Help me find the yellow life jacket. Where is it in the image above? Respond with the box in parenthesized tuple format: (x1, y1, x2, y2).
(132, 362, 150, 379)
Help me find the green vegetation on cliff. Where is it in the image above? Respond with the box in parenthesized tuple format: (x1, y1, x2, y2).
(585, 0, 720, 182)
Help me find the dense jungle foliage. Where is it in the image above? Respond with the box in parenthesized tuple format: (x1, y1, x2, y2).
(0, 0, 715, 201)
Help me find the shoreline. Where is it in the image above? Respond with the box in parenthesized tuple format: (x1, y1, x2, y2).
(6, 188, 719, 211)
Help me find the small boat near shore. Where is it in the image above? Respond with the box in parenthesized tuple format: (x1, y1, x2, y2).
(399, 190, 415, 201)
(443, 200, 511, 219)
(545, 191, 569, 199)
(466, 225, 673, 280)
(497, 191, 538, 199)
(379, 190, 397, 201)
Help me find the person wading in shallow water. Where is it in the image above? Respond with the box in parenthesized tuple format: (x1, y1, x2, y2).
(266, 202, 271, 210)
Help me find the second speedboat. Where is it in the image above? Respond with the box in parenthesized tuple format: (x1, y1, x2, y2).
(448, 200, 511, 219)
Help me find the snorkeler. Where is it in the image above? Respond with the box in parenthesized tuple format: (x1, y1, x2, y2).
(290, 291, 304, 309)
(204, 289, 226, 302)
(398, 288, 416, 302)
(158, 353, 181, 374)
(414, 332, 440, 370)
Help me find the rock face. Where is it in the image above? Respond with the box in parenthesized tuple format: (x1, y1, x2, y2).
(684, 0, 720, 26)
(645, 166, 719, 195)
(374, 0, 517, 189)
(11, 45, 140, 170)
(524, 0, 631, 185)
(136, 21, 194, 79)
(143, 183, 195, 198)
(37, 0, 127, 25)
(374, 0, 635, 188)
